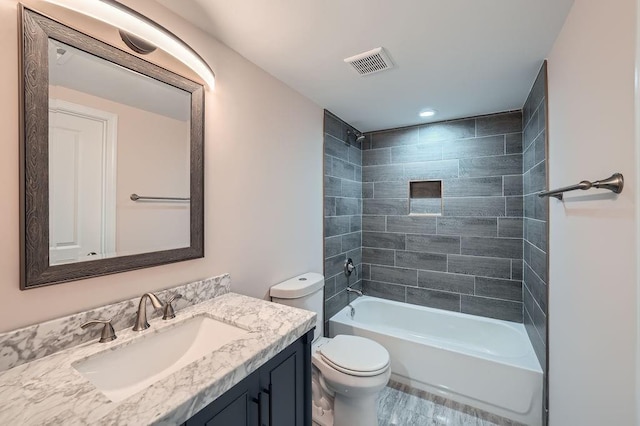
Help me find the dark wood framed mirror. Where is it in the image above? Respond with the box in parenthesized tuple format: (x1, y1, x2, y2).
(19, 6, 204, 289)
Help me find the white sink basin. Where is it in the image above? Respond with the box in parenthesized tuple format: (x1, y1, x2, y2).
(73, 315, 249, 402)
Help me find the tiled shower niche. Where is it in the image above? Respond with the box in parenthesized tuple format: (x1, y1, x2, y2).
(409, 180, 442, 215)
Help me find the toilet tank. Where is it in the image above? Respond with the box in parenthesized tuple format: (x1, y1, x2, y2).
(270, 272, 324, 341)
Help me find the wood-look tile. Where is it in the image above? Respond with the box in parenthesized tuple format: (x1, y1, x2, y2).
(441, 135, 505, 160)
(418, 118, 476, 142)
(371, 127, 419, 149)
(362, 231, 406, 250)
(335, 197, 360, 216)
(406, 234, 461, 254)
(363, 148, 391, 166)
(498, 218, 523, 238)
(404, 160, 459, 180)
(324, 216, 350, 237)
(362, 280, 406, 302)
(374, 181, 408, 199)
(461, 236, 522, 259)
(340, 180, 362, 198)
(324, 236, 341, 258)
(461, 295, 523, 322)
(362, 215, 386, 232)
(459, 154, 522, 178)
(378, 382, 519, 426)
(348, 145, 362, 166)
(370, 265, 418, 286)
(506, 133, 523, 154)
(448, 255, 511, 279)
(437, 217, 497, 237)
(362, 247, 395, 266)
(362, 182, 374, 198)
(329, 157, 356, 180)
(443, 197, 505, 217)
(387, 215, 437, 234)
(363, 198, 409, 215)
(362, 164, 405, 182)
(324, 175, 341, 197)
(324, 133, 349, 158)
(396, 250, 447, 272)
(503, 175, 523, 196)
(391, 143, 443, 163)
(443, 177, 503, 197)
(475, 277, 523, 302)
(406, 287, 461, 312)
(476, 111, 522, 136)
(418, 270, 475, 294)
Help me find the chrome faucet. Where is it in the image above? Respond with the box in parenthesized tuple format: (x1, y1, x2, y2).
(346, 287, 363, 297)
(133, 293, 163, 331)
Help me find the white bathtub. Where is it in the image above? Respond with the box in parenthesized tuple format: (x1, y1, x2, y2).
(329, 296, 542, 425)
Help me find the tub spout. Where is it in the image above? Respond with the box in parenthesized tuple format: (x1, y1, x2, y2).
(346, 287, 363, 297)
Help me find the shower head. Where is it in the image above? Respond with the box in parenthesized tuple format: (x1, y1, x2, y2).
(348, 129, 366, 143)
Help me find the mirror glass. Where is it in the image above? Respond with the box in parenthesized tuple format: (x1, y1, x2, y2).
(20, 7, 205, 288)
(48, 40, 191, 265)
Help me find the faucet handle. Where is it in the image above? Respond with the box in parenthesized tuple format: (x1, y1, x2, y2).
(81, 319, 117, 343)
(163, 293, 183, 320)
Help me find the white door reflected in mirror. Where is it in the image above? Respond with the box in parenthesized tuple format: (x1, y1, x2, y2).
(48, 100, 117, 265)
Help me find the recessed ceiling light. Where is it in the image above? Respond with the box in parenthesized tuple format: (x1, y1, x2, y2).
(419, 109, 437, 118)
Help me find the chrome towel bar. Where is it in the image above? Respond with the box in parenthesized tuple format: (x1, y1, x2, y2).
(537, 173, 624, 200)
(130, 193, 190, 202)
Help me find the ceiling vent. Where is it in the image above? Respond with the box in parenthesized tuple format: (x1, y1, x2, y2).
(344, 47, 394, 76)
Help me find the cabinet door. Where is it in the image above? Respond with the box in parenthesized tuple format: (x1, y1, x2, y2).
(260, 332, 312, 426)
(184, 331, 312, 426)
(266, 353, 298, 426)
(185, 371, 259, 426)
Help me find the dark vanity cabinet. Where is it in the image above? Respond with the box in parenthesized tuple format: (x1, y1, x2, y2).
(184, 330, 312, 426)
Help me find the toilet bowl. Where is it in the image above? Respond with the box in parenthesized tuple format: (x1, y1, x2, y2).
(311, 335, 391, 426)
(270, 273, 391, 426)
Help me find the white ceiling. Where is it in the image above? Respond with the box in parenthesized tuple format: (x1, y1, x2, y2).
(157, 0, 574, 132)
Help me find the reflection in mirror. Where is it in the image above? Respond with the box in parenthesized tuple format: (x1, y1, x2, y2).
(20, 7, 205, 288)
(48, 40, 191, 265)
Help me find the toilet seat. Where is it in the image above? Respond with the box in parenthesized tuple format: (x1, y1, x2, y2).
(318, 335, 390, 377)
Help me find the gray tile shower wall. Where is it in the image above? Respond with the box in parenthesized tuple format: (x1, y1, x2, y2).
(361, 111, 524, 322)
(522, 63, 548, 377)
(323, 111, 363, 333)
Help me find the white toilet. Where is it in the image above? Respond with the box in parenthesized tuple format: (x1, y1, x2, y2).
(270, 272, 391, 426)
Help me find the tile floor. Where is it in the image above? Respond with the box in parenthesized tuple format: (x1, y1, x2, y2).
(377, 381, 525, 426)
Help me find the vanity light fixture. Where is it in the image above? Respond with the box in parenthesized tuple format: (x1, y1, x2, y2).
(419, 109, 437, 118)
(41, 0, 216, 89)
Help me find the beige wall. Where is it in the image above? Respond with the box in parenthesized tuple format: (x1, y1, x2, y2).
(547, 0, 638, 424)
(0, 0, 323, 332)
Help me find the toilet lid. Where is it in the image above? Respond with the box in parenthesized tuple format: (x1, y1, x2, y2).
(319, 335, 389, 377)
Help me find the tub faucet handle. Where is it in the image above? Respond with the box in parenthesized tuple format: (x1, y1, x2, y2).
(344, 258, 355, 276)
(162, 293, 183, 320)
(81, 318, 117, 343)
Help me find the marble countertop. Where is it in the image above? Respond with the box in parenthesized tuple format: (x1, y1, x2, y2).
(0, 293, 316, 425)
